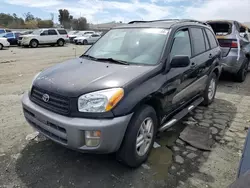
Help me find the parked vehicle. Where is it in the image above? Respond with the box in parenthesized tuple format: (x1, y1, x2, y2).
(0, 28, 11, 34)
(207, 20, 250, 82)
(20, 28, 68, 48)
(73, 34, 101, 45)
(69, 31, 95, 43)
(0, 37, 10, 50)
(0, 32, 21, 45)
(22, 19, 222, 167)
(18, 30, 33, 46)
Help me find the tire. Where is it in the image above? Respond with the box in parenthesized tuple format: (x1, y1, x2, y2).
(83, 40, 88, 45)
(116, 105, 157, 167)
(30, 40, 38, 48)
(0, 43, 3, 50)
(57, 39, 64, 47)
(202, 72, 217, 106)
(235, 58, 249, 82)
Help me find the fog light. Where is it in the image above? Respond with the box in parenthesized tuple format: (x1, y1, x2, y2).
(85, 131, 101, 147)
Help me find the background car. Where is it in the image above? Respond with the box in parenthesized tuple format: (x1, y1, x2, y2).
(0, 37, 10, 50)
(18, 30, 33, 46)
(69, 30, 95, 43)
(73, 33, 101, 45)
(0, 32, 20, 45)
(207, 20, 250, 82)
(20, 28, 68, 48)
(0, 28, 11, 34)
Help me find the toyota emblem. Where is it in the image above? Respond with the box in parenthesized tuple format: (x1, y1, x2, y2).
(42, 94, 50, 102)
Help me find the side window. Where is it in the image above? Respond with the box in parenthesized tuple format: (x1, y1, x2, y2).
(203, 29, 210, 50)
(48, 29, 57, 35)
(206, 29, 218, 49)
(170, 29, 191, 60)
(92, 34, 99, 37)
(6, 30, 11, 32)
(57, 30, 67, 35)
(6, 33, 14, 38)
(41, 30, 48, 35)
(190, 28, 206, 56)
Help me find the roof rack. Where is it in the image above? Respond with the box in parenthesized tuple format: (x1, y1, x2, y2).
(128, 19, 208, 26)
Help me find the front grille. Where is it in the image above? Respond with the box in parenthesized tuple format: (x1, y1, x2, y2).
(31, 87, 70, 115)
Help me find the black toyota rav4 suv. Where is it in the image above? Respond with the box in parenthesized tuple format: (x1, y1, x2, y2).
(22, 19, 222, 167)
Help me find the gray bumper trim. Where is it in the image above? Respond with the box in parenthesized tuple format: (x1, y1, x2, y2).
(22, 92, 133, 153)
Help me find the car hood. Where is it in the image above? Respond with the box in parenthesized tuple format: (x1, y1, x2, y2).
(33, 58, 155, 97)
(68, 34, 78, 38)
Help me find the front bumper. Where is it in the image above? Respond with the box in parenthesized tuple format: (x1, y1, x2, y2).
(22, 92, 133, 153)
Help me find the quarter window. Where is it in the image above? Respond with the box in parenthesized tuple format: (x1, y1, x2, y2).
(6, 33, 14, 38)
(206, 29, 218, 49)
(170, 29, 191, 60)
(58, 29, 67, 35)
(190, 28, 206, 56)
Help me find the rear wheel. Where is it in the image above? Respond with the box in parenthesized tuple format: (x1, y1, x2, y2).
(30, 40, 38, 48)
(202, 72, 217, 106)
(116, 105, 157, 167)
(235, 58, 249, 82)
(0, 43, 3, 50)
(57, 39, 65, 47)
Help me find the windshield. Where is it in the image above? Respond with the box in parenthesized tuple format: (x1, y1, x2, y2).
(85, 28, 168, 65)
(32, 29, 42, 35)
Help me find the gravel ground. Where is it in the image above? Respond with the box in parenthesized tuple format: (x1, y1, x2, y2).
(0, 45, 250, 188)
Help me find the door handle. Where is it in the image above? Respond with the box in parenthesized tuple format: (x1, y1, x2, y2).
(209, 54, 213, 59)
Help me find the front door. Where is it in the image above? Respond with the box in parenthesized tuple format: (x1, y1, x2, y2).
(163, 27, 199, 113)
(48, 29, 58, 43)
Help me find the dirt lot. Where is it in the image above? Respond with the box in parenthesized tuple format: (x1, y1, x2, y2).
(0, 45, 250, 188)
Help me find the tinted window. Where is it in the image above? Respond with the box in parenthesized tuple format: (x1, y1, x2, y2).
(41, 30, 48, 35)
(190, 28, 206, 56)
(85, 32, 94, 34)
(0, 29, 4, 34)
(170, 29, 191, 59)
(14, 33, 20, 38)
(58, 29, 67, 35)
(91, 34, 99, 37)
(48, 29, 57, 35)
(203, 29, 210, 50)
(6, 32, 14, 38)
(206, 29, 218, 48)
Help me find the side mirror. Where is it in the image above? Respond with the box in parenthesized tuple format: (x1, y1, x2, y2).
(170, 55, 190, 68)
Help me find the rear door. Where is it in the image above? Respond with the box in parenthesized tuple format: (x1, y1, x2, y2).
(48, 29, 58, 43)
(189, 27, 212, 88)
(5, 32, 15, 45)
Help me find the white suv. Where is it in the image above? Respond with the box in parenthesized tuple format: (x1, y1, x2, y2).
(20, 28, 68, 48)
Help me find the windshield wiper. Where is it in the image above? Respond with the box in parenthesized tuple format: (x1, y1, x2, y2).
(95, 57, 129, 65)
(81, 54, 98, 60)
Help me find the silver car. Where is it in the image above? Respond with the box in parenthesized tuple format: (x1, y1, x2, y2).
(207, 20, 250, 82)
(73, 34, 101, 45)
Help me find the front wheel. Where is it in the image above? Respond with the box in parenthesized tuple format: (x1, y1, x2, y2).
(116, 105, 157, 167)
(83, 40, 88, 45)
(202, 72, 217, 106)
(30, 40, 38, 48)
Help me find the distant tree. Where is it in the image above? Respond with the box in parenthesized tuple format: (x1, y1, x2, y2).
(58, 9, 73, 29)
(0, 13, 25, 28)
(37, 20, 53, 28)
(71, 17, 89, 30)
(24, 12, 35, 22)
(24, 20, 38, 29)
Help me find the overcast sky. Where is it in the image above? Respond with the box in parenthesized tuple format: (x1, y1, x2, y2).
(1, 0, 250, 24)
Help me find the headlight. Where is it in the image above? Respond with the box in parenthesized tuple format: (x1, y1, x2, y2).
(78, 88, 124, 112)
